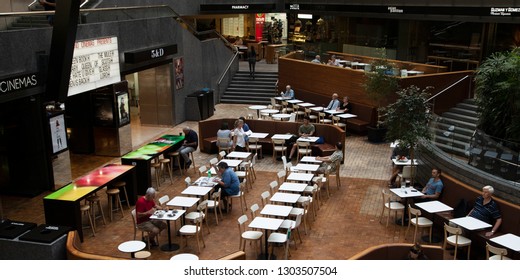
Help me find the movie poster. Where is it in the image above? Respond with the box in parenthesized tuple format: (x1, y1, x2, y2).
(50, 114, 68, 154)
(116, 92, 130, 127)
(175, 57, 184, 90)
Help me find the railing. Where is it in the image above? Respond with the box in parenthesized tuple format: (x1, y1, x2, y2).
(425, 74, 472, 113)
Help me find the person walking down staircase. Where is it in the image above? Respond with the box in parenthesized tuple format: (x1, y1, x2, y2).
(248, 46, 257, 79)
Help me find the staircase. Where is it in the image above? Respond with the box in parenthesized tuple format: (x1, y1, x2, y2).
(220, 71, 278, 105)
(432, 98, 478, 157)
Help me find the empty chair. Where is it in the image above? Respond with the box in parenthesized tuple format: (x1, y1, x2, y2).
(158, 195, 170, 208)
(206, 189, 223, 225)
(379, 188, 405, 226)
(270, 97, 282, 111)
(260, 191, 270, 207)
(218, 151, 227, 161)
(405, 204, 433, 243)
(276, 170, 287, 186)
(305, 108, 318, 123)
(443, 223, 472, 260)
(296, 141, 311, 161)
(397, 165, 417, 186)
(332, 116, 346, 130)
(269, 180, 278, 196)
(288, 112, 297, 122)
(279, 213, 303, 249)
(247, 137, 263, 159)
(237, 214, 263, 255)
(184, 176, 192, 188)
(267, 228, 291, 260)
(250, 203, 260, 219)
(179, 214, 205, 253)
(293, 105, 305, 121)
(318, 112, 332, 124)
(249, 153, 258, 182)
(272, 139, 287, 162)
(485, 242, 511, 260)
(198, 165, 208, 177)
(209, 157, 218, 168)
(185, 200, 210, 234)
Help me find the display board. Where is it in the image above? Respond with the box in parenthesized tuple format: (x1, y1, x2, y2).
(67, 37, 121, 97)
(49, 113, 68, 155)
(116, 91, 130, 127)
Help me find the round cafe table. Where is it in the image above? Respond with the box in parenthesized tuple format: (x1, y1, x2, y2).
(118, 240, 146, 258)
(272, 113, 291, 121)
(248, 105, 267, 118)
(170, 253, 199, 260)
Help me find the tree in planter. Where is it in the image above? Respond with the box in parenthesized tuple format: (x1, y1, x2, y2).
(364, 48, 399, 129)
(384, 85, 433, 182)
(474, 48, 520, 144)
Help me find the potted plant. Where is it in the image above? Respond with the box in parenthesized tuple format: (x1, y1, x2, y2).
(364, 48, 399, 142)
(384, 85, 433, 180)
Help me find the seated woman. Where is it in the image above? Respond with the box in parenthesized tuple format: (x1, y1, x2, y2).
(216, 122, 233, 149)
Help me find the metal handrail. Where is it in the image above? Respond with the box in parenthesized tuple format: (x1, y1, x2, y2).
(425, 75, 470, 103)
(28, 0, 38, 10)
(80, 0, 89, 9)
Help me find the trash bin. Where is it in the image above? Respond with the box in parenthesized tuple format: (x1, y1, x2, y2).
(0, 220, 37, 239)
(10, 224, 72, 259)
(185, 88, 214, 121)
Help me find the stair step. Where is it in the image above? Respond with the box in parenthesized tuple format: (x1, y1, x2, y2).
(441, 112, 478, 125)
(433, 130, 472, 145)
(226, 87, 274, 93)
(462, 98, 476, 105)
(434, 142, 469, 157)
(456, 102, 478, 111)
(434, 123, 474, 136)
(449, 107, 478, 118)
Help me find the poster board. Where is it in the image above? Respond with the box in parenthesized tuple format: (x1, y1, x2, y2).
(49, 113, 68, 155)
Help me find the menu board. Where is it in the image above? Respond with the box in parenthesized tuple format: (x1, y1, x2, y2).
(68, 37, 121, 97)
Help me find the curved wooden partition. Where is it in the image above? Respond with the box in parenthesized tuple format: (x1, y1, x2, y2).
(66, 231, 129, 260)
(279, 52, 474, 115)
(348, 243, 444, 260)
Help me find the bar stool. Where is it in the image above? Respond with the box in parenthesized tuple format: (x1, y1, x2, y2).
(112, 181, 130, 208)
(168, 151, 183, 175)
(150, 161, 161, 190)
(80, 203, 96, 236)
(159, 158, 174, 184)
(86, 194, 107, 228)
(106, 188, 125, 222)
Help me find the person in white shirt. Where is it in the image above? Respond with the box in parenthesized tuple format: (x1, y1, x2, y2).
(232, 119, 247, 152)
(325, 93, 341, 110)
(311, 55, 321, 63)
(327, 55, 340, 66)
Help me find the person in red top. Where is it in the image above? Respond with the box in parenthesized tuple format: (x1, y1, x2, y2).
(136, 187, 166, 246)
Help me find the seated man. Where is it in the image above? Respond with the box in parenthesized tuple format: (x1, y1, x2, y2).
(468, 185, 502, 237)
(288, 116, 315, 160)
(280, 85, 295, 99)
(311, 55, 321, 64)
(135, 187, 166, 246)
(418, 168, 443, 200)
(315, 142, 343, 174)
(177, 126, 198, 169)
(325, 93, 341, 110)
(215, 161, 240, 208)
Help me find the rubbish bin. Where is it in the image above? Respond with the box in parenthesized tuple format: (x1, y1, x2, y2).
(185, 88, 214, 121)
(0, 220, 37, 240)
(13, 224, 71, 259)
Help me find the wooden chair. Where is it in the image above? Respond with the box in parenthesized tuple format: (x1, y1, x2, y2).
(272, 139, 287, 162)
(443, 223, 472, 260)
(485, 242, 511, 260)
(179, 213, 205, 253)
(247, 137, 262, 159)
(296, 141, 311, 161)
(268, 228, 291, 260)
(379, 189, 405, 226)
(217, 137, 233, 155)
(318, 112, 332, 124)
(332, 116, 346, 130)
(185, 200, 210, 234)
(405, 204, 433, 243)
(237, 214, 263, 255)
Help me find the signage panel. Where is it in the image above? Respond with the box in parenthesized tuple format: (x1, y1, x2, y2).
(124, 44, 178, 64)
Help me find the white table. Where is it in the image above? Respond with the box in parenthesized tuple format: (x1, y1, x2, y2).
(286, 172, 314, 183)
(310, 106, 324, 112)
(389, 187, 424, 199)
(249, 217, 284, 259)
(167, 196, 200, 209)
(260, 109, 279, 116)
(218, 159, 243, 168)
(406, 70, 424, 76)
(324, 109, 341, 115)
(415, 200, 453, 213)
(392, 158, 419, 166)
(292, 163, 320, 173)
(298, 102, 315, 107)
(182, 186, 213, 198)
(275, 96, 292, 101)
(490, 233, 520, 252)
(278, 182, 308, 193)
(272, 113, 292, 120)
(450, 216, 492, 231)
(170, 253, 200, 260)
(193, 176, 218, 187)
(226, 151, 252, 159)
(270, 192, 301, 204)
(287, 99, 303, 104)
(249, 105, 267, 118)
(118, 240, 146, 258)
(260, 204, 293, 217)
(151, 209, 186, 251)
(299, 156, 323, 163)
(337, 113, 358, 119)
(249, 132, 269, 139)
(297, 136, 320, 143)
(271, 134, 294, 140)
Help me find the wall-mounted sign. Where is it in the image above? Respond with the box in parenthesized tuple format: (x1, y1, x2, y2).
(200, 4, 276, 13)
(49, 113, 68, 155)
(124, 44, 178, 64)
(68, 37, 121, 97)
(0, 73, 39, 95)
(255, 13, 265, 42)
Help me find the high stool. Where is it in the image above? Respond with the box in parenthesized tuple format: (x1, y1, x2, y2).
(112, 181, 130, 208)
(80, 203, 96, 236)
(159, 158, 174, 184)
(150, 162, 161, 190)
(106, 188, 125, 222)
(134, 250, 151, 260)
(168, 152, 183, 175)
(186, 151, 196, 173)
(86, 194, 107, 228)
